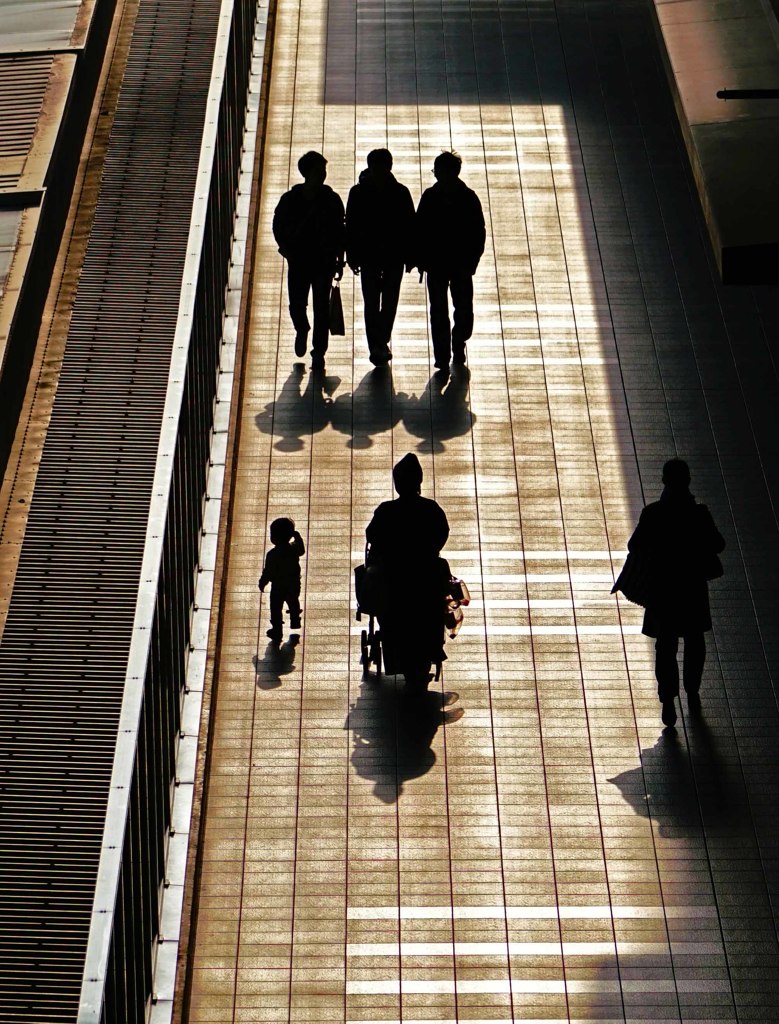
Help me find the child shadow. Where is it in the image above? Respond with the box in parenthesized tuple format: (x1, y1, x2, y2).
(255, 365, 340, 452)
(346, 677, 463, 803)
(253, 635, 299, 689)
(402, 366, 475, 454)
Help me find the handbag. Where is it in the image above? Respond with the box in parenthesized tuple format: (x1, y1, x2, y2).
(329, 281, 345, 335)
(354, 562, 386, 616)
(611, 550, 654, 608)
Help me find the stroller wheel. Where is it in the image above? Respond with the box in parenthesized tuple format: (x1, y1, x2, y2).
(371, 633, 382, 676)
(360, 629, 369, 667)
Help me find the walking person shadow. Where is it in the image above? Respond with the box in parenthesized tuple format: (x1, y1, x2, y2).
(608, 715, 748, 839)
(329, 365, 404, 450)
(403, 366, 474, 453)
(346, 677, 462, 803)
(253, 635, 299, 690)
(255, 364, 340, 451)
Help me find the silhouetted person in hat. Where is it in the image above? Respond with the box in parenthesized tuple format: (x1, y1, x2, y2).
(366, 454, 450, 690)
(346, 149, 415, 366)
(273, 151, 345, 370)
(627, 459, 725, 727)
(415, 150, 485, 371)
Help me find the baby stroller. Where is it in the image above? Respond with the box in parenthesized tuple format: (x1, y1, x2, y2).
(354, 544, 469, 681)
(354, 544, 384, 675)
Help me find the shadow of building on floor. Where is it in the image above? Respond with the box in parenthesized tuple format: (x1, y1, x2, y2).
(346, 676, 463, 803)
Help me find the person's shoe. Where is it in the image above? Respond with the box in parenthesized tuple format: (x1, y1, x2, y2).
(289, 617, 301, 630)
(434, 358, 450, 372)
(369, 345, 392, 366)
(687, 691, 702, 715)
(266, 627, 282, 642)
(452, 344, 466, 365)
(294, 330, 308, 357)
(661, 700, 677, 728)
(311, 352, 325, 370)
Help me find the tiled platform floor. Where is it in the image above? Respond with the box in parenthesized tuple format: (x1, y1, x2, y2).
(184, 0, 779, 1019)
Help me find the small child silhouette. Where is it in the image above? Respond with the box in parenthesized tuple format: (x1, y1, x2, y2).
(259, 517, 305, 642)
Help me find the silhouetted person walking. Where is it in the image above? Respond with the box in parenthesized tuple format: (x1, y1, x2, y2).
(415, 151, 485, 371)
(366, 454, 450, 690)
(259, 517, 305, 642)
(273, 151, 345, 370)
(626, 459, 725, 727)
(346, 148, 415, 366)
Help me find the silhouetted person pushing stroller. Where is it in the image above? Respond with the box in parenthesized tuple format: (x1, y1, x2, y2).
(415, 150, 485, 372)
(622, 459, 725, 727)
(273, 151, 345, 370)
(366, 453, 451, 691)
(346, 148, 415, 366)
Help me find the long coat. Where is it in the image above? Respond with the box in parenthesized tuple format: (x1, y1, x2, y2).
(627, 491, 725, 638)
(366, 494, 450, 678)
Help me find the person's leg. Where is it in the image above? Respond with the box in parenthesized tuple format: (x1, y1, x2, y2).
(682, 633, 705, 706)
(287, 263, 311, 346)
(379, 262, 404, 348)
(426, 270, 451, 368)
(268, 588, 284, 639)
(287, 590, 302, 630)
(450, 269, 474, 362)
(655, 634, 679, 725)
(360, 265, 384, 356)
(310, 266, 333, 360)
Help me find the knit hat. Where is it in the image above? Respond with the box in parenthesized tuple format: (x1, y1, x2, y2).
(393, 453, 423, 495)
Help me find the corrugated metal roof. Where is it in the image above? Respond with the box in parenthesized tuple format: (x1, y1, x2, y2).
(0, 55, 54, 189)
(0, 210, 21, 295)
(0, 0, 82, 53)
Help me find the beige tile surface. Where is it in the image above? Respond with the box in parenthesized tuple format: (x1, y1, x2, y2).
(184, 0, 779, 1020)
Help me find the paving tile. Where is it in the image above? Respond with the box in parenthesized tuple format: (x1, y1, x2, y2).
(184, 0, 779, 1019)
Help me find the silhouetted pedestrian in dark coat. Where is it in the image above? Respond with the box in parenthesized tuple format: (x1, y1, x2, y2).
(259, 517, 306, 642)
(346, 149, 415, 366)
(366, 454, 450, 688)
(627, 459, 725, 727)
(273, 151, 345, 369)
(415, 150, 485, 371)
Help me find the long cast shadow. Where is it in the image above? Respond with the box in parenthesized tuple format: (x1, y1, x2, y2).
(347, 678, 463, 803)
(255, 364, 341, 451)
(256, 364, 475, 452)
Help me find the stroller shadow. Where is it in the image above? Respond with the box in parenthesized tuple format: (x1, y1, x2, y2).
(346, 677, 463, 803)
(253, 636, 299, 689)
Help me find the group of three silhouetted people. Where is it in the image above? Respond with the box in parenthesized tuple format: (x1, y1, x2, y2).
(272, 148, 485, 371)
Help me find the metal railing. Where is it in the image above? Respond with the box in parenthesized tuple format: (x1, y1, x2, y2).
(77, 1, 257, 1019)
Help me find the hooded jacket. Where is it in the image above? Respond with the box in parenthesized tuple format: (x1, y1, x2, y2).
(273, 183, 345, 266)
(345, 169, 416, 269)
(415, 178, 485, 274)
